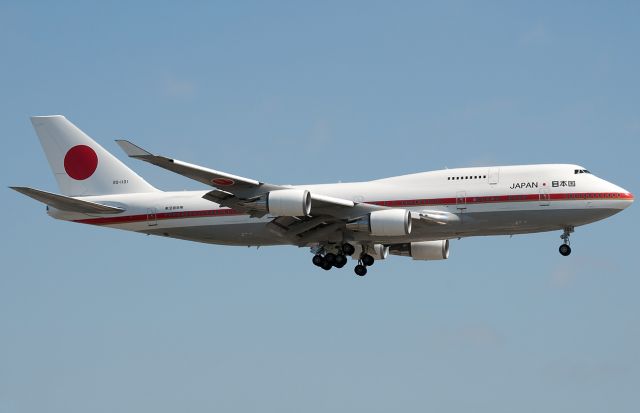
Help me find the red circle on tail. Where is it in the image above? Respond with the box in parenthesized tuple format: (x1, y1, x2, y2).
(64, 145, 98, 180)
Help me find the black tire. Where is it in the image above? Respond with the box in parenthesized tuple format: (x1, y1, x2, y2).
(361, 254, 375, 266)
(342, 243, 356, 256)
(354, 265, 367, 276)
(321, 261, 333, 271)
(324, 253, 337, 265)
(559, 244, 572, 256)
(335, 254, 347, 267)
(312, 255, 324, 266)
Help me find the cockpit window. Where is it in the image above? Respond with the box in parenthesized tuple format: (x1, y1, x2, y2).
(574, 169, 591, 174)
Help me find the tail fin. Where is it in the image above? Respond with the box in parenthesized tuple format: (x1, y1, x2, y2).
(31, 115, 158, 196)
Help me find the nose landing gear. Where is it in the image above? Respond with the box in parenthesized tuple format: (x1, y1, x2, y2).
(559, 226, 574, 256)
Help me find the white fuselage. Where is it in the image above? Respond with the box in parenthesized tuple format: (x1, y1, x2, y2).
(48, 164, 633, 246)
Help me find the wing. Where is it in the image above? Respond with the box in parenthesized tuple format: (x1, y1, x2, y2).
(115, 140, 451, 244)
(10, 187, 125, 214)
(115, 140, 281, 198)
(116, 139, 369, 213)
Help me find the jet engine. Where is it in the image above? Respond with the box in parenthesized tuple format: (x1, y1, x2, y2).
(249, 189, 312, 216)
(388, 240, 450, 260)
(346, 209, 412, 236)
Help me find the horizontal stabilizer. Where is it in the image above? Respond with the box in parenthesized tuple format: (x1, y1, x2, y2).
(10, 187, 124, 214)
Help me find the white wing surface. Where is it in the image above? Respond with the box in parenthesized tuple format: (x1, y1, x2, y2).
(116, 140, 373, 222)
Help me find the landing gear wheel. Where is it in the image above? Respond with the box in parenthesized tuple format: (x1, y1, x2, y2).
(559, 244, 572, 256)
(342, 243, 356, 256)
(312, 254, 324, 267)
(354, 265, 367, 276)
(321, 261, 333, 271)
(324, 253, 337, 265)
(361, 254, 375, 267)
(559, 226, 574, 257)
(334, 254, 347, 268)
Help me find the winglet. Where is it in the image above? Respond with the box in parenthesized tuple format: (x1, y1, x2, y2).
(115, 140, 153, 158)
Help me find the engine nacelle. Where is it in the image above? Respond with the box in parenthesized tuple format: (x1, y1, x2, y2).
(351, 243, 389, 260)
(269, 189, 311, 216)
(250, 189, 312, 216)
(389, 240, 450, 260)
(346, 209, 412, 236)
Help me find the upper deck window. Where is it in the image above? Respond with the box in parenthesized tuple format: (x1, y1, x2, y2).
(446, 174, 489, 181)
(574, 169, 591, 174)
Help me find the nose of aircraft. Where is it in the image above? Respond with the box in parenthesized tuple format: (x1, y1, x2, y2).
(622, 190, 634, 208)
(607, 181, 633, 210)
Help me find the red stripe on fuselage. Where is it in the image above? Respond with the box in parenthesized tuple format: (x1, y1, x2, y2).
(74, 207, 239, 225)
(368, 191, 633, 207)
(72, 191, 633, 226)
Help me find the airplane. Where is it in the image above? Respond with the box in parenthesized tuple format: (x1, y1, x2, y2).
(11, 116, 633, 276)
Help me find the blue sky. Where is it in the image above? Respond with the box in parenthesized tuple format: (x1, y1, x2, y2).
(1, 1, 639, 412)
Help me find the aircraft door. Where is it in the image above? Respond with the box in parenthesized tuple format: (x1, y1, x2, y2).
(539, 189, 550, 206)
(147, 208, 158, 226)
(456, 191, 467, 212)
(488, 168, 500, 185)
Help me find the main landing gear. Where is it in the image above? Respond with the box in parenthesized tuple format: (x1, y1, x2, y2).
(312, 244, 350, 271)
(311, 243, 376, 276)
(559, 226, 574, 256)
(354, 252, 375, 277)
(354, 264, 367, 276)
